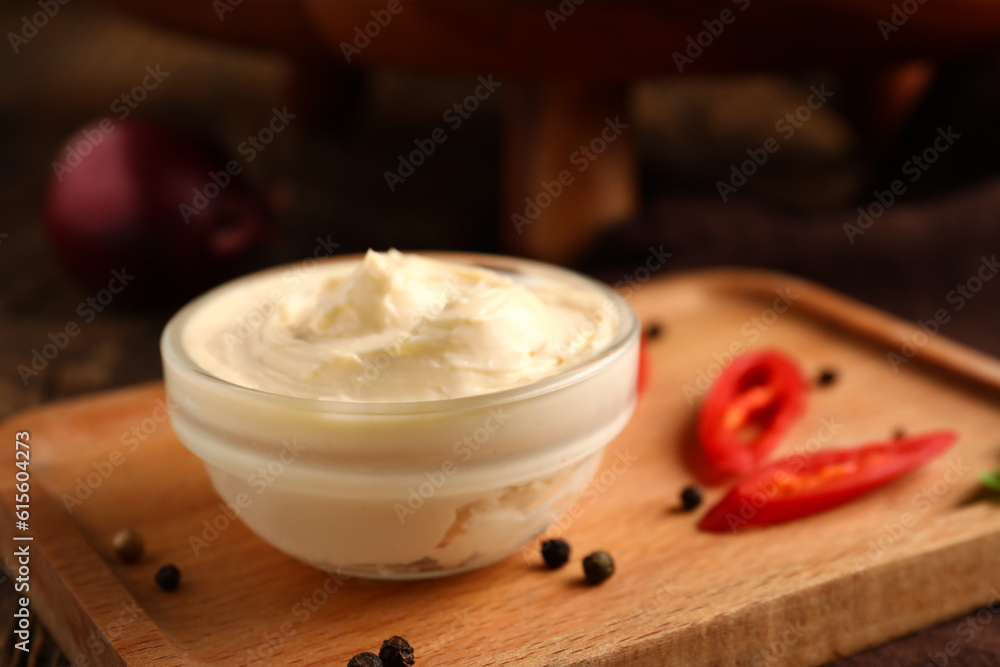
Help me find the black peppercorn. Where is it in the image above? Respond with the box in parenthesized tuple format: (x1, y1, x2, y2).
(379, 636, 415, 667)
(540, 538, 571, 569)
(112, 529, 144, 564)
(582, 551, 615, 585)
(645, 322, 664, 340)
(347, 653, 383, 667)
(154, 564, 181, 591)
(816, 369, 837, 386)
(680, 485, 702, 511)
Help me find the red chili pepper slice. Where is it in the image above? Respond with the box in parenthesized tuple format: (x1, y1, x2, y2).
(698, 430, 958, 532)
(697, 350, 807, 475)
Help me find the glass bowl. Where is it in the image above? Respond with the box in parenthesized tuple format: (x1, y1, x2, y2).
(161, 252, 639, 579)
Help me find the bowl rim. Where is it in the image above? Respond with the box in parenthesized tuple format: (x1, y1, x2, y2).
(160, 250, 640, 416)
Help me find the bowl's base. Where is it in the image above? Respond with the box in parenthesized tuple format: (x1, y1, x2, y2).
(305, 554, 511, 581)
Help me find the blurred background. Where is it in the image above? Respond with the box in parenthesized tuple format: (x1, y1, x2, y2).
(3, 0, 1000, 663)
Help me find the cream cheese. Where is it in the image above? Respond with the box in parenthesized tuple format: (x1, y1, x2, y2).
(184, 249, 617, 402)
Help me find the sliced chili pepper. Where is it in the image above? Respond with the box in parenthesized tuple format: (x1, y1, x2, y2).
(698, 430, 958, 532)
(697, 350, 807, 475)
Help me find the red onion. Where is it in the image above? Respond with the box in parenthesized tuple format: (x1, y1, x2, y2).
(43, 119, 273, 301)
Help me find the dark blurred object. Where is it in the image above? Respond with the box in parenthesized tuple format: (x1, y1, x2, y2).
(93, 0, 1000, 265)
(43, 119, 273, 302)
(92, 0, 1000, 76)
(867, 54, 1000, 199)
(582, 175, 1000, 359)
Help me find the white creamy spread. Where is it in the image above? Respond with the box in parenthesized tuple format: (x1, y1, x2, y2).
(184, 249, 617, 402)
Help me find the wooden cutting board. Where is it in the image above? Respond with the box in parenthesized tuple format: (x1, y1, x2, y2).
(4, 268, 1000, 667)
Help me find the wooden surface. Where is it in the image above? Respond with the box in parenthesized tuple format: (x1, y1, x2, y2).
(3, 269, 1000, 666)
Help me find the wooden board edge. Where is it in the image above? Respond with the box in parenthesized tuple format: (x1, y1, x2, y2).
(658, 267, 1000, 393)
(0, 381, 166, 426)
(0, 464, 192, 666)
(688, 526, 1000, 667)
